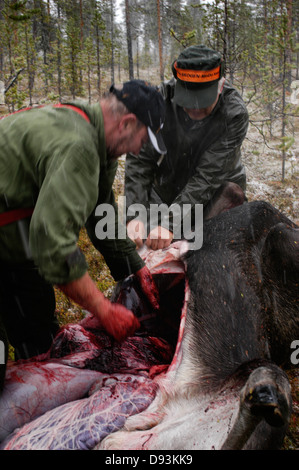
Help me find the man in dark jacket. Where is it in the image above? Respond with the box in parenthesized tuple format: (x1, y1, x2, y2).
(0, 80, 166, 389)
(125, 45, 249, 250)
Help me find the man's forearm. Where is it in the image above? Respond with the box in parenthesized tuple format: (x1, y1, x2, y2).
(56, 272, 140, 342)
(57, 271, 106, 316)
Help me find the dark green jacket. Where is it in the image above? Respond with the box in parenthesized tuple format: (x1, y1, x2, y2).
(0, 102, 144, 284)
(125, 79, 249, 230)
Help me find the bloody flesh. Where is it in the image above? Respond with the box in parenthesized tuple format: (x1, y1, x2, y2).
(0, 243, 186, 449)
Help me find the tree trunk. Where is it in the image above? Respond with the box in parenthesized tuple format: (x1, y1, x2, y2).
(95, 20, 101, 94)
(110, 0, 115, 84)
(223, 0, 228, 68)
(79, 0, 84, 47)
(157, 0, 163, 81)
(281, 48, 287, 182)
(56, 0, 62, 102)
(285, 0, 293, 91)
(125, 0, 134, 80)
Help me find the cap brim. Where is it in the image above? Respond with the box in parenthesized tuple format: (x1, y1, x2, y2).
(173, 80, 219, 109)
(148, 127, 167, 154)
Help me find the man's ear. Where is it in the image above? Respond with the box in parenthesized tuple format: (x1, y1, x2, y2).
(119, 113, 137, 132)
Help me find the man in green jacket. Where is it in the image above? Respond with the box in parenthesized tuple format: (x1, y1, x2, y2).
(0, 80, 166, 387)
(125, 45, 249, 250)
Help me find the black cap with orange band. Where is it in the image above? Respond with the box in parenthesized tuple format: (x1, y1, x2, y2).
(172, 45, 224, 109)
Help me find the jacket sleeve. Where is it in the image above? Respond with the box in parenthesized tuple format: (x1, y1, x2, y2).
(85, 161, 145, 281)
(29, 142, 99, 284)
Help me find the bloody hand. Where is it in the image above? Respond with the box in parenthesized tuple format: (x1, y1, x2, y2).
(101, 300, 140, 342)
(135, 266, 160, 310)
(58, 272, 140, 343)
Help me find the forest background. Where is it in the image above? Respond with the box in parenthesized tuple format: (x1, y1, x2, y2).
(0, 0, 298, 449)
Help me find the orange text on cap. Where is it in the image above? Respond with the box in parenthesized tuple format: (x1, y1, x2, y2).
(174, 62, 221, 83)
